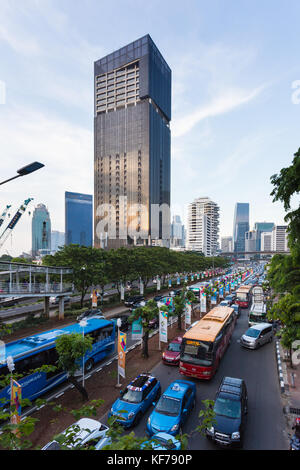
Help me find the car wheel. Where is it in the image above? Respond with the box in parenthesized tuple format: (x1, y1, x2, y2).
(84, 359, 94, 373)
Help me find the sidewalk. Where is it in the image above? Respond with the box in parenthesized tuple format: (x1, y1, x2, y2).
(277, 341, 300, 438)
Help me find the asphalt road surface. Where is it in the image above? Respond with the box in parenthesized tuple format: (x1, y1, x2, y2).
(119, 306, 288, 450)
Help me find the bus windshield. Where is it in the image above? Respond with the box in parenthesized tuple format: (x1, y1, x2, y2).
(181, 340, 213, 366)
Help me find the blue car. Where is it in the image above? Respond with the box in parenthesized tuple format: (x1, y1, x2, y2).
(147, 380, 196, 436)
(141, 432, 181, 450)
(108, 373, 161, 428)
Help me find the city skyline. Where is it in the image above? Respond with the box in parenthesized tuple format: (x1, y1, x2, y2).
(0, 1, 299, 256)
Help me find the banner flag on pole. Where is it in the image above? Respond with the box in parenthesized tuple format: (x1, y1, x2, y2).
(118, 331, 127, 378)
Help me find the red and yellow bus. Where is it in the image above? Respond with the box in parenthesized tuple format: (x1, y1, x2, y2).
(179, 306, 236, 380)
(235, 285, 252, 308)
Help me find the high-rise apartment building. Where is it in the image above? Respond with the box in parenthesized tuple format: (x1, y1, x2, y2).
(233, 203, 249, 253)
(221, 236, 233, 252)
(186, 197, 219, 256)
(65, 192, 93, 247)
(271, 225, 289, 252)
(31, 204, 51, 257)
(94, 35, 171, 249)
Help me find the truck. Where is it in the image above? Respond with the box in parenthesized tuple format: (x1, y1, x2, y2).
(249, 286, 266, 325)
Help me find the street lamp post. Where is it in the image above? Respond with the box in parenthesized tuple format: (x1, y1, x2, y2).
(0, 162, 44, 186)
(79, 319, 87, 388)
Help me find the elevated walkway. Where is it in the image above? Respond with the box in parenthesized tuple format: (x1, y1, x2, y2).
(0, 260, 73, 319)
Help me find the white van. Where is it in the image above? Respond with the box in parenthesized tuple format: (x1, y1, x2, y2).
(240, 323, 273, 349)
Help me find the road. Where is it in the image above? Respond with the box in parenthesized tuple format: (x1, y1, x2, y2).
(115, 306, 288, 450)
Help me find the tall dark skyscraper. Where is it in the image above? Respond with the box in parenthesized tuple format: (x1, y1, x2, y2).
(233, 203, 249, 253)
(65, 192, 93, 247)
(94, 34, 171, 249)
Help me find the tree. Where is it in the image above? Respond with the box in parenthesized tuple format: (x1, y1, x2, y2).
(55, 333, 93, 401)
(128, 299, 163, 358)
(270, 148, 300, 260)
(43, 245, 106, 308)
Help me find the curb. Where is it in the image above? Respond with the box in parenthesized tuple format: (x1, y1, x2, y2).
(276, 340, 285, 393)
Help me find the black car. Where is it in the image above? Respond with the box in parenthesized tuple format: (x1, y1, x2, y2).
(124, 295, 145, 308)
(77, 308, 104, 321)
(153, 295, 163, 302)
(111, 315, 130, 332)
(206, 376, 248, 448)
(129, 300, 147, 312)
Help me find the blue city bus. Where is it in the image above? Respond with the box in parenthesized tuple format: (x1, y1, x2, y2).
(0, 317, 115, 408)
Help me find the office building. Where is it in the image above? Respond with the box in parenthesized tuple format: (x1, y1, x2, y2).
(271, 225, 289, 252)
(51, 231, 65, 253)
(233, 203, 249, 253)
(170, 215, 184, 247)
(186, 197, 219, 256)
(65, 192, 93, 246)
(245, 230, 258, 252)
(94, 34, 171, 249)
(221, 236, 233, 253)
(261, 232, 272, 251)
(254, 222, 274, 251)
(31, 204, 51, 257)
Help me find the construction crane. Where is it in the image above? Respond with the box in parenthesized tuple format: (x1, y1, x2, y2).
(0, 205, 11, 228)
(0, 198, 33, 250)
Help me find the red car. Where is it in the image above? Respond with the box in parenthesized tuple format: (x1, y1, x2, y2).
(162, 337, 182, 366)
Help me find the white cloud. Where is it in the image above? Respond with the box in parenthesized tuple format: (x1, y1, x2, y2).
(172, 85, 266, 138)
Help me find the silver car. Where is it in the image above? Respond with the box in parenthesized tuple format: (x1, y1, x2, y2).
(240, 323, 273, 349)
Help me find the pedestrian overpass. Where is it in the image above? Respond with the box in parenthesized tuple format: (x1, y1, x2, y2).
(0, 260, 73, 318)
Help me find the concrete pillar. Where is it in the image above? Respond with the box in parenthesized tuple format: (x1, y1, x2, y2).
(58, 297, 65, 320)
(44, 296, 50, 318)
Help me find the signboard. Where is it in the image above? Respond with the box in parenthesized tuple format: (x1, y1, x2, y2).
(211, 294, 217, 305)
(219, 287, 224, 299)
(157, 278, 161, 291)
(159, 310, 168, 343)
(168, 279, 172, 288)
(140, 280, 144, 295)
(118, 331, 127, 378)
(177, 277, 180, 285)
(185, 302, 192, 325)
(92, 289, 98, 307)
(120, 284, 125, 301)
(131, 318, 143, 340)
(10, 379, 22, 430)
(200, 293, 206, 313)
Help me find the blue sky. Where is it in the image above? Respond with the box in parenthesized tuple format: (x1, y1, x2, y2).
(0, 0, 299, 256)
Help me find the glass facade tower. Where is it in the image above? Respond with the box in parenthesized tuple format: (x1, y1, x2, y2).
(32, 204, 51, 257)
(65, 192, 93, 246)
(94, 34, 171, 249)
(233, 203, 249, 253)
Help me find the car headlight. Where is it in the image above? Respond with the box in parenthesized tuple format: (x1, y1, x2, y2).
(207, 426, 214, 434)
(147, 417, 151, 425)
(128, 412, 135, 419)
(171, 423, 179, 432)
(231, 432, 240, 440)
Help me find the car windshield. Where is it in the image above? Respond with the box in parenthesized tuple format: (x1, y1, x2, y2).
(151, 436, 176, 449)
(214, 398, 241, 419)
(155, 396, 181, 416)
(245, 328, 260, 338)
(167, 343, 181, 352)
(181, 340, 213, 366)
(121, 388, 142, 403)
